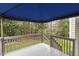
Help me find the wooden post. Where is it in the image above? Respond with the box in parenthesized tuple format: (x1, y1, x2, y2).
(50, 36, 52, 47)
(48, 22, 52, 46)
(41, 33, 44, 43)
(69, 17, 79, 56)
(0, 17, 4, 56)
(73, 40, 75, 56)
(40, 23, 44, 43)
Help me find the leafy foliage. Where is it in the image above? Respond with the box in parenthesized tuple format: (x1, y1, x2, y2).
(3, 20, 21, 36)
(0, 20, 47, 36)
(57, 19, 69, 37)
(0, 19, 69, 37)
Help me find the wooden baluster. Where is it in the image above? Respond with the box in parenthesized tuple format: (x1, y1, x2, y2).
(50, 36, 53, 47)
(41, 34, 44, 43)
(66, 40, 68, 55)
(72, 40, 75, 56)
(64, 39, 65, 54)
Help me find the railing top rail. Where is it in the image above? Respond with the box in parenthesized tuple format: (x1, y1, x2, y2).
(51, 35, 76, 41)
(43, 34, 50, 41)
(0, 33, 41, 40)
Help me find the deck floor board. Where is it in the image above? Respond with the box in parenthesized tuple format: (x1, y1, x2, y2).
(5, 43, 67, 56)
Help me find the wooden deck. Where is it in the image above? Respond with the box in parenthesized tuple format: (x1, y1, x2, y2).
(5, 43, 68, 56)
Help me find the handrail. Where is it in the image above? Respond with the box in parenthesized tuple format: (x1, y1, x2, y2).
(3, 33, 42, 55)
(43, 34, 62, 50)
(43, 34, 50, 41)
(52, 35, 75, 41)
(51, 35, 75, 56)
(1, 34, 76, 56)
(1, 33, 42, 40)
(51, 38, 62, 49)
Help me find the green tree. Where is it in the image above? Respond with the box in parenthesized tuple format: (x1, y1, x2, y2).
(0, 19, 48, 36)
(58, 19, 69, 37)
(3, 20, 21, 36)
(30, 23, 47, 33)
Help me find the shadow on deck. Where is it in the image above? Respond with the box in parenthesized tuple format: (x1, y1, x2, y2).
(5, 43, 68, 56)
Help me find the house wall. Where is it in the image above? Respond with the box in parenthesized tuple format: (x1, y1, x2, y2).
(69, 17, 79, 56)
(69, 18, 76, 39)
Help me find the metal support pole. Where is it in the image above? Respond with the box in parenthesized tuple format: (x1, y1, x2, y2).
(0, 17, 4, 56)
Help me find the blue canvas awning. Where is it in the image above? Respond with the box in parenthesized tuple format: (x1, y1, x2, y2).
(0, 3, 79, 23)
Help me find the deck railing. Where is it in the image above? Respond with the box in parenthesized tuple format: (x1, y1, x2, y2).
(50, 35, 75, 56)
(0, 34, 76, 56)
(0, 33, 43, 56)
